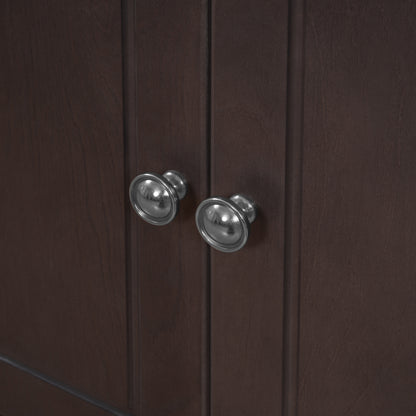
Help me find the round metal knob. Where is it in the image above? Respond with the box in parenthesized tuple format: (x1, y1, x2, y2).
(195, 194, 257, 252)
(129, 170, 187, 225)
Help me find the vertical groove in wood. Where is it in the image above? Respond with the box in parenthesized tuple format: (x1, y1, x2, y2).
(282, 0, 305, 415)
(121, 0, 140, 414)
(203, 1, 212, 416)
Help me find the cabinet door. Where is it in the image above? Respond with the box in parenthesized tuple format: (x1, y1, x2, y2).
(0, 0, 128, 412)
(0, 1, 208, 415)
(296, 1, 416, 415)
(2, 1, 415, 416)
(210, 1, 288, 415)
(208, 1, 416, 415)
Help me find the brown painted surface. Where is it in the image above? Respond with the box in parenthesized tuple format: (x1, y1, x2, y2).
(0, 0, 128, 410)
(298, 1, 416, 415)
(0, 361, 119, 416)
(132, 1, 209, 415)
(2, 1, 416, 415)
(210, 1, 288, 415)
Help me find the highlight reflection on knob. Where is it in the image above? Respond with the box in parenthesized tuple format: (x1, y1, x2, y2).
(195, 194, 257, 252)
(129, 170, 187, 225)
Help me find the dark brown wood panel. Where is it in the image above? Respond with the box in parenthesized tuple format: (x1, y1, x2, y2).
(211, 1, 288, 414)
(0, 0, 128, 409)
(299, 1, 416, 415)
(132, 1, 209, 415)
(0, 361, 125, 416)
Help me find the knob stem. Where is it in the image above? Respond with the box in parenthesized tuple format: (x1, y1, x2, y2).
(163, 170, 187, 200)
(230, 194, 256, 223)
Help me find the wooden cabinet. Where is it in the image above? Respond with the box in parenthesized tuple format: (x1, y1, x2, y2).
(1, 1, 415, 415)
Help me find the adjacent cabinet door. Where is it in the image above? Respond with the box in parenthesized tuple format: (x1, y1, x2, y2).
(1, 1, 415, 416)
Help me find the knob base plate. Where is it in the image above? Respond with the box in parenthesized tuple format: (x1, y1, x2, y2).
(195, 194, 256, 253)
(129, 172, 187, 225)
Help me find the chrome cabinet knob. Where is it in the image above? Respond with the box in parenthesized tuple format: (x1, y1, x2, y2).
(195, 194, 257, 252)
(129, 170, 187, 225)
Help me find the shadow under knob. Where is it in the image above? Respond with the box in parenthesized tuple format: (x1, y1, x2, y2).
(195, 194, 257, 252)
(129, 170, 187, 225)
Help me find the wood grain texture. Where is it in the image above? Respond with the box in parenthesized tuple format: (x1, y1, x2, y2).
(0, 0, 128, 410)
(0, 361, 126, 416)
(210, 1, 288, 414)
(133, 1, 209, 415)
(299, 1, 416, 415)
